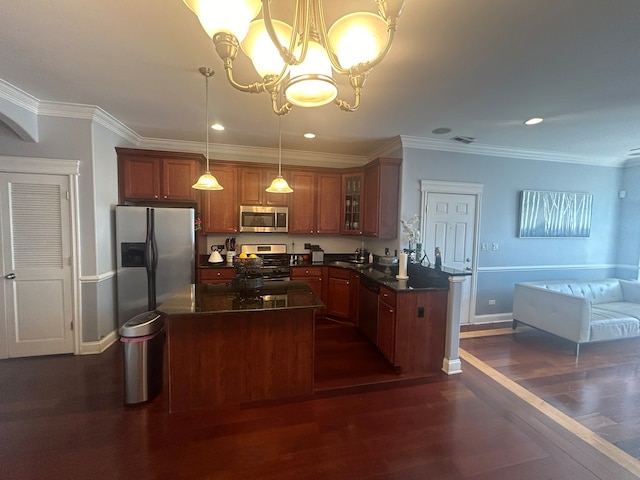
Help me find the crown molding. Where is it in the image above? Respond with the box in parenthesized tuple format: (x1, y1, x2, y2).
(366, 136, 403, 161)
(5, 78, 623, 168)
(38, 101, 140, 144)
(139, 137, 367, 169)
(400, 135, 624, 167)
(0, 79, 39, 113)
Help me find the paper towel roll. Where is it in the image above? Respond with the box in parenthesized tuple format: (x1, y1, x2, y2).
(398, 252, 408, 278)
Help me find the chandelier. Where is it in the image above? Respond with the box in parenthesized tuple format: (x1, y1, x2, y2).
(183, 0, 405, 115)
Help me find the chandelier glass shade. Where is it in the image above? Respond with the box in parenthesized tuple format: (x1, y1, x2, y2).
(183, 0, 405, 115)
(192, 67, 224, 191)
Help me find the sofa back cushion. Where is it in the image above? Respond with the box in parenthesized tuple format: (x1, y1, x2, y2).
(542, 279, 623, 304)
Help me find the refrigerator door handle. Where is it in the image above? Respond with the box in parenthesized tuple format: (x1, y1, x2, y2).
(145, 208, 158, 310)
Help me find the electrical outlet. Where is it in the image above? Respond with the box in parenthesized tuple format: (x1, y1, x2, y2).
(492, 242, 499, 251)
(481, 243, 489, 251)
(488, 299, 496, 306)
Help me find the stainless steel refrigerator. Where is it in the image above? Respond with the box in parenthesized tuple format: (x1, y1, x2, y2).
(116, 206, 195, 326)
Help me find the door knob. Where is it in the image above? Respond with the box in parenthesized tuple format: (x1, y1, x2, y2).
(5, 273, 16, 279)
(465, 267, 472, 271)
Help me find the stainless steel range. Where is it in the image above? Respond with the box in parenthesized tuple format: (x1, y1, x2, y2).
(239, 244, 290, 281)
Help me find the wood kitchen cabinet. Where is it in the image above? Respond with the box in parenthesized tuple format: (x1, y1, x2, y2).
(202, 166, 239, 234)
(239, 166, 290, 207)
(341, 172, 364, 235)
(316, 172, 342, 234)
(363, 158, 401, 239)
(198, 268, 235, 284)
(378, 286, 448, 373)
(290, 266, 325, 316)
(116, 148, 202, 204)
(289, 170, 341, 235)
(288, 170, 316, 234)
(326, 267, 356, 321)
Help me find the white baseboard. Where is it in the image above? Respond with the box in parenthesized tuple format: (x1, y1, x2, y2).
(79, 329, 118, 355)
(442, 358, 462, 375)
(472, 313, 513, 325)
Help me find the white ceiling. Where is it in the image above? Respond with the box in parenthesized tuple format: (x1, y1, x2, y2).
(2, 1, 640, 166)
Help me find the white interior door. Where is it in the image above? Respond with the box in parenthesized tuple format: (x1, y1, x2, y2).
(424, 192, 476, 324)
(0, 173, 74, 358)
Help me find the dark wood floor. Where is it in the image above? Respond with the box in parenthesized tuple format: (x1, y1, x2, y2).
(461, 324, 640, 464)
(0, 321, 638, 479)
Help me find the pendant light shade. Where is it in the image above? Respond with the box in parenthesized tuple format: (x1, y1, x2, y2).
(193, 66, 224, 191)
(192, 172, 223, 190)
(266, 116, 293, 194)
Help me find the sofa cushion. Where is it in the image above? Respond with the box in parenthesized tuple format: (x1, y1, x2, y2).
(543, 279, 623, 305)
(589, 315, 640, 342)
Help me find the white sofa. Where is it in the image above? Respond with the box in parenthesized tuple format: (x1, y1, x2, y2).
(512, 278, 640, 354)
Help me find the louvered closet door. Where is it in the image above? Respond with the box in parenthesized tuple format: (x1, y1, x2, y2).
(0, 173, 74, 358)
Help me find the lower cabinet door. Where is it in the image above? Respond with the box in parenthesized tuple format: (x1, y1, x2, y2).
(326, 277, 350, 319)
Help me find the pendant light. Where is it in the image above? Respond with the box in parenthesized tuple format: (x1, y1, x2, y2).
(265, 115, 293, 193)
(192, 66, 224, 190)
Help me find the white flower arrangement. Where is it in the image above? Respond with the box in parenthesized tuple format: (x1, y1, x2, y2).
(401, 214, 421, 245)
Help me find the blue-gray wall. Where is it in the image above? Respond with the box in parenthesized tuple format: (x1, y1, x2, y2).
(402, 147, 624, 316)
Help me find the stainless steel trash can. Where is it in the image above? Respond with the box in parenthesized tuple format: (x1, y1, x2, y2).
(119, 311, 164, 405)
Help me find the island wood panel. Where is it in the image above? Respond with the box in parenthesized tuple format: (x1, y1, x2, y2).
(166, 309, 314, 412)
(393, 290, 448, 373)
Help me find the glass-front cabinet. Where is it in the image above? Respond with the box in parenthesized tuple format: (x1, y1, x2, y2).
(341, 173, 364, 235)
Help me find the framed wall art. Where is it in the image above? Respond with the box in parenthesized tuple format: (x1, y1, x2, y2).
(518, 190, 592, 238)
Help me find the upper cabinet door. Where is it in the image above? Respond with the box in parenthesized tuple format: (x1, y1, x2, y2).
(121, 156, 161, 201)
(363, 158, 401, 239)
(316, 173, 341, 235)
(202, 166, 239, 234)
(341, 173, 364, 236)
(162, 158, 198, 202)
(239, 167, 263, 205)
(288, 170, 316, 234)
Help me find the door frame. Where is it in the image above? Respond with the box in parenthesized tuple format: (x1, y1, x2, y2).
(0, 156, 81, 358)
(420, 180, 483, 324)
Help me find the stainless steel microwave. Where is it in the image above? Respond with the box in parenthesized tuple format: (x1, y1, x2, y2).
(239, 206, 288, 233)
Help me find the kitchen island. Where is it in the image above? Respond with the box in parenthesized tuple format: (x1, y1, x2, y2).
(157, 281, 324, 412)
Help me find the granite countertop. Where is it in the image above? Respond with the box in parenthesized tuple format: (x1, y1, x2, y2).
(197, 253, 470, 293)
(157, 281, 325, 316)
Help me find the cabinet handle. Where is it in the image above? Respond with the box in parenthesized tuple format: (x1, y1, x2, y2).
(164, 195, 168, 199)
(305, 270, 309, 274)
(216, 272, 221, 276)
(154, 195, 159, 199)
(346, 281, 349, 285)
(389, 309, 394, 313)
(382, 293, 388, 297)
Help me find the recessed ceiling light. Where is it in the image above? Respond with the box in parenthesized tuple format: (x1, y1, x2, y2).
(303, 132, 316, 139)
(524, 117, 544, 126)
(211, 123, 224, 131)
(432, 127, 452, 134)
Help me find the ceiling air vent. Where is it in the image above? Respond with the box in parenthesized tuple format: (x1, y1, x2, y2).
(451, 136, 475, 145)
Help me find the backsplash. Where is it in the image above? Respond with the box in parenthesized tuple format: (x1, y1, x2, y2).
(205, 233, 399, 256)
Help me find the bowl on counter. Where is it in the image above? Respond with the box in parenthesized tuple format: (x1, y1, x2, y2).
(378, 256, 398, 266)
